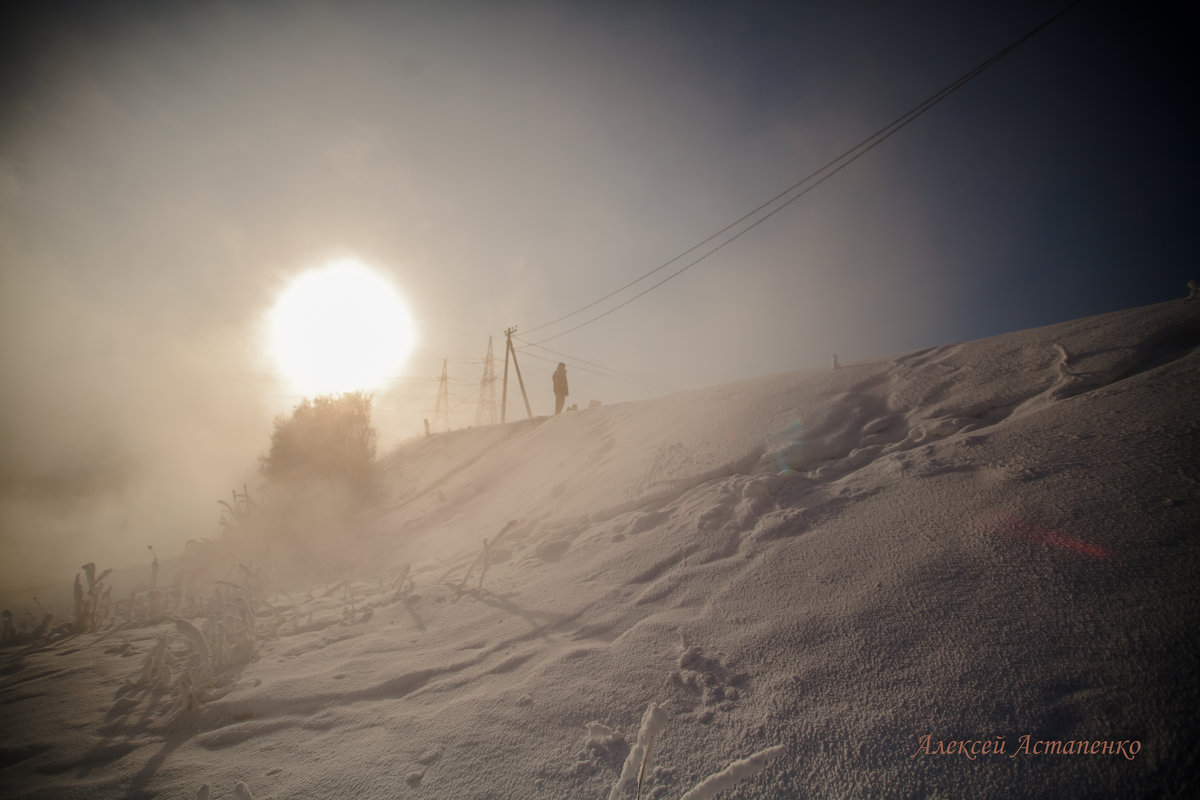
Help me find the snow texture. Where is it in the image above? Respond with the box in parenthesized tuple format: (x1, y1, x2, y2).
(2, 299, 1199, 798)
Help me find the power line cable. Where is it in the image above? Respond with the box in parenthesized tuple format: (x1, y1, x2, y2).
(446, 385, 480, 411)
(513, 336, 676, 390)
(515, 348, 674, 390)
(522, 0, 1085, 345)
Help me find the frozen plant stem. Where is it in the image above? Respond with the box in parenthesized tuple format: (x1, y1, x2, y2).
(676, 745, 785, 800)
(609, 702, 668, 800)
(477, 538, 492, 589)
(148, 545, 159, 591)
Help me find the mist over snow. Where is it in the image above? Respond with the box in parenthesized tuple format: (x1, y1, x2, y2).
(2, 0, 1196, 594)
(2, 299, 1197, 798)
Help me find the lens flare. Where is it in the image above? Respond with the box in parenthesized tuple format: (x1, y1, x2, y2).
(774, 418, 806, 474)
(993, 516, 1112, 560)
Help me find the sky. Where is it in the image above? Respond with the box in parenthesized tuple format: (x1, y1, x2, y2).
(1, 0, 1196, 589)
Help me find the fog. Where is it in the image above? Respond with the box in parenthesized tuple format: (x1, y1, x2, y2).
(1, 0, 1194, 590)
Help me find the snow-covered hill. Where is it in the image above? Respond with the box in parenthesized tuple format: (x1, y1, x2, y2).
(3, 299, 1199, 799)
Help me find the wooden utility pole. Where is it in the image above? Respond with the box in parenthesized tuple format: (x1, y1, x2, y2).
(501, 326, 532, 423)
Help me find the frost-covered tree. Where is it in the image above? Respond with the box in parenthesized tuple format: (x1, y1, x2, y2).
(259, 392, 377, 493)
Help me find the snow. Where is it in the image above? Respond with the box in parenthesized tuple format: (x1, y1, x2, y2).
(3, 299, 1199, 799)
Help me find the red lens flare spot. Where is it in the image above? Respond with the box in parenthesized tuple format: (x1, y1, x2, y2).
(993, 517, 1113, 560)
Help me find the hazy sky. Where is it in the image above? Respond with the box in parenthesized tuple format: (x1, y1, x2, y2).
(1, 0, 1196, 589)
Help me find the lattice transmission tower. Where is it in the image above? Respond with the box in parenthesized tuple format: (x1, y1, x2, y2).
(432, 359, 451, 432)
(474, 336, 498, 426)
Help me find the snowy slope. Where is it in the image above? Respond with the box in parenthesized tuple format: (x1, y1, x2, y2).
(3, 299, 1199, 799)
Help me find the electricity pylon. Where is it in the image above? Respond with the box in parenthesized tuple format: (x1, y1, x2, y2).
(474, 336, 498, 426)
(432, 359, 451, 432)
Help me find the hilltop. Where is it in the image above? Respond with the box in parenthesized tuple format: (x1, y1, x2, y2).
(3, 299, 1199, 799)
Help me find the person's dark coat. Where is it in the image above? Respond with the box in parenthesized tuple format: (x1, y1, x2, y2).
(553, 363, 568, 413)
(553, 363, 568, 397)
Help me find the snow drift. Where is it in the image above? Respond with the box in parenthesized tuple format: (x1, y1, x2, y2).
(2, 299, 1198, 799)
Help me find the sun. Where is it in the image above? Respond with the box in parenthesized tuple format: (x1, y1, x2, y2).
(268, 259, 415, 396)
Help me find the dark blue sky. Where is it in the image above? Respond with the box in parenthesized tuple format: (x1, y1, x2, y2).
(666, 0, 1198, 339)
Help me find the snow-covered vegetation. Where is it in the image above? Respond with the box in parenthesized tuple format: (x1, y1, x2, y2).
(1, 299, 1197, 798)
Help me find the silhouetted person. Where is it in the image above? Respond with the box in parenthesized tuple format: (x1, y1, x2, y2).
(553, 362, 569, 414)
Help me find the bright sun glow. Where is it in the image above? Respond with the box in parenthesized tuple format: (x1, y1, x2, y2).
(268, 259, 415, 396)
